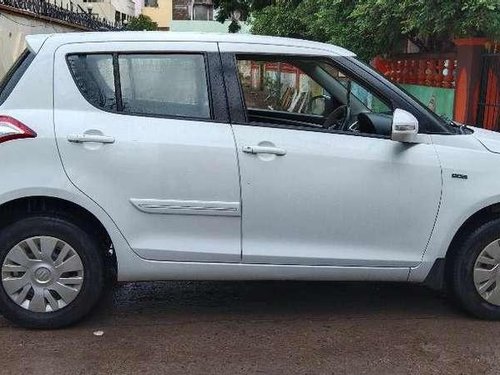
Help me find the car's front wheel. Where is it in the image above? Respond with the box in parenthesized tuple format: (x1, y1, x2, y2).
(0, 216, 105, 328)
(450, 218, 500, 320)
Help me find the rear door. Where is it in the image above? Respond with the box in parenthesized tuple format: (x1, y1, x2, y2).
(54, 41, 242, 262)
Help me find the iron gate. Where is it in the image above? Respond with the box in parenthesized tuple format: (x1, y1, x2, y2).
(477, 52, 500, 131)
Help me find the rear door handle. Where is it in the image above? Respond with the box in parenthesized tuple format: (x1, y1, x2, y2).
(67, 134, 115, 144)
(242, 146, 287, 156)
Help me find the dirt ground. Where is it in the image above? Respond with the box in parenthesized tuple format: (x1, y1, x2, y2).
(1, 281, 499, 375)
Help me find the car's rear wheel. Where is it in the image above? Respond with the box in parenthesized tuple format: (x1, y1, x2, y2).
(0, 216, 105, 328)
(450, 218, 500, 319)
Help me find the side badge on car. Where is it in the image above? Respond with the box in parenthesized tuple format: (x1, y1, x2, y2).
(452, 173, 468, 180)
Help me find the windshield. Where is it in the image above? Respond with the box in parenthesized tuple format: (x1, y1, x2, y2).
(391, 79, 472, 133)
(350, 57, 458, 133)
(317, 61, 392, 115)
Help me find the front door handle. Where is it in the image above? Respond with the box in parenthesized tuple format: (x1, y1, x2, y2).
(242, 145, 287, 156)
(67, 134, 115, 144)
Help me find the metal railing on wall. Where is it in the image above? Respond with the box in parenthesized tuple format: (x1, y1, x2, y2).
(0, 0, 117, 30)
(477, 42, 500, 131)
(373, 53, 458, 88)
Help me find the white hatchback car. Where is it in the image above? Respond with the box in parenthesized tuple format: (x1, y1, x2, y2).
(1, 32, 500, 328)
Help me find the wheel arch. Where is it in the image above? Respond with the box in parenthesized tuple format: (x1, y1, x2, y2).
(446, 202, 500, 262)
(424, 202, 500, 290)
(0, 194, 118, 281)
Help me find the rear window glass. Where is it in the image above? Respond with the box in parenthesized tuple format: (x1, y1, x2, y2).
(67, 53, 211, 119)
(119, 54, 210, 118)
(0, 50, 35, 106)
(67, 54, 117, 111)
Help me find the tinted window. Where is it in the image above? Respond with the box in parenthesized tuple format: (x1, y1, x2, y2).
(67, 53, 210, 119)
(237, 59, 329, 116)
(0, 50, 35, 106)
(119, 54, 210, 118)
(236, 55, 394, 137)
(67, 54, 116, 111)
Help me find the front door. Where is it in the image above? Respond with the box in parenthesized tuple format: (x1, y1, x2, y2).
(223, 49, 442, 267)
(54, 42, 241, 262)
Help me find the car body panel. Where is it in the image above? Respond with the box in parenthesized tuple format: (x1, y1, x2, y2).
(26, 32, 356, 58)
(231, 124, 441, 267)
(472, 126, 500, 154)
(410, 130, 500, 281)
(1, 32, 499, 284)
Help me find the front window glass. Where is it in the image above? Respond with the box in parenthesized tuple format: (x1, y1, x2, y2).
(352, 57, 456, 133)
(237, 56, 394, 137)
(238, 60, 329, 116)
(318, 62, 390, 113)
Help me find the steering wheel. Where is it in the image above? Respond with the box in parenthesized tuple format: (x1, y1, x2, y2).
(323, 105, 351, 130)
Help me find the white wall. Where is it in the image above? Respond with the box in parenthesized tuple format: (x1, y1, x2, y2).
(0, 11, 77, 78)
(134, 0, 144, 16)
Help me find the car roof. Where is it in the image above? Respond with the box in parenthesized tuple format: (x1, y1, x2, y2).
(25, 32, 356, 57)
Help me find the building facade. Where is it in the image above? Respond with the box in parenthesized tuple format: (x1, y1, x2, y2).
(0, 0, 114, 78)
(173, 0, 213, 21)
(63, 0, 136, 25)
(142, 0, 172, 30)
(140, 0, 251, 33)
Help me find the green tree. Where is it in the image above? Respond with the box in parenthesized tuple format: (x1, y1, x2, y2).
(213, 0, 302, 32)
(351, 0, 500, 53)
(250, 2, 307, 38)
(213, 0, 252, 33)
(126, 14, 158, 31)
(249, 0, 500, 59)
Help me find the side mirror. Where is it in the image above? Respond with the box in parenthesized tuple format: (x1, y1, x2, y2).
(391, 109, 419, 143)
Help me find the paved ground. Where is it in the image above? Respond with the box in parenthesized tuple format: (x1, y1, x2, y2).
(0, 281, 499, 374)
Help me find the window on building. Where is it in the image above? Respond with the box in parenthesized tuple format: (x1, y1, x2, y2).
(173, 0, 190, 20)
(192, 4, 212, 20)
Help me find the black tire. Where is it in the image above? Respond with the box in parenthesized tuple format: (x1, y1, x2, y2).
(0, 215, 105, 329)
(450, 218, 500, 320)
